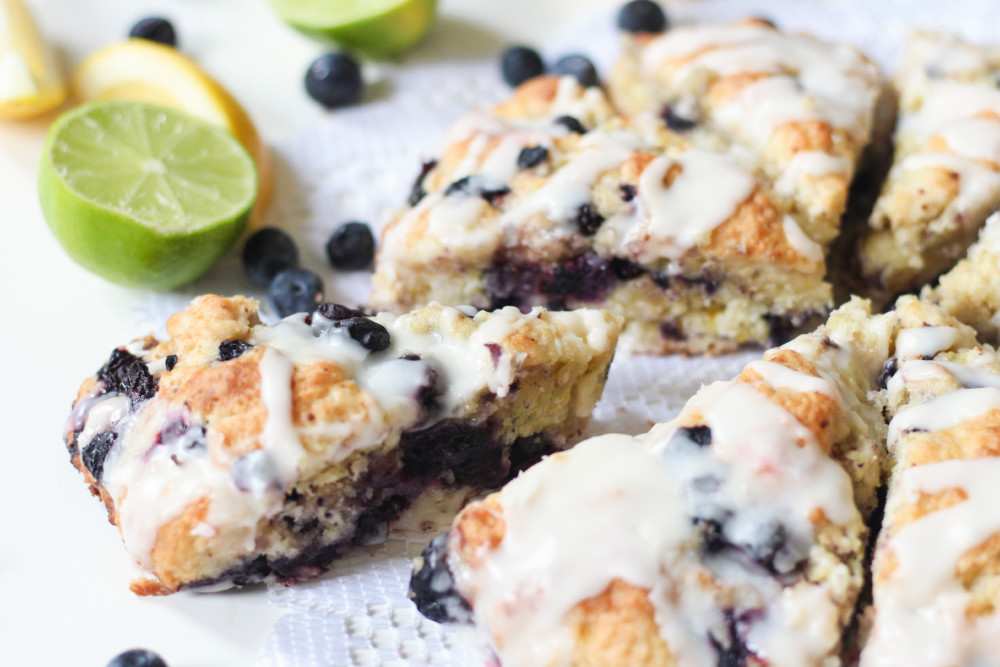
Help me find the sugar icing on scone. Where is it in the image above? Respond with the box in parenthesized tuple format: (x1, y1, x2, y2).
(923, 211, 1000, 344)
(372, 74, 835, 356)
(610, 18, 881, 246)
(858, 31, 1000, 298)
(862, 296, 1000, 665)
(410, 298, 895, 666)
(63, 295, 621, 594)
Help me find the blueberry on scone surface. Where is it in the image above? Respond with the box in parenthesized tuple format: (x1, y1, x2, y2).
(858, 31, 1000, 299)
(371, 72, 847, 356)
(411, 298, 896, 665)
(64, 295, 620, 594)
(862, 296, 1000, 664)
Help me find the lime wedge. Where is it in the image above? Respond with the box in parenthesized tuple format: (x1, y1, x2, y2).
(39, 100, 257, 289)
(270, 0, 437, 57)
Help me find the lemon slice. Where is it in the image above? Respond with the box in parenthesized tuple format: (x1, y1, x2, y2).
(270, 0, 437, 57)
(39, 100, 257, 289)
(0, 0, 68, 119)
(73, 40, 272, 224)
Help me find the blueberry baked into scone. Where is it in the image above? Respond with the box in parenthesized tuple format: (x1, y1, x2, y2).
(922, 211, 1000, 344)
(861, 296, 1000, 665)
(63, 295, 620, 594)
(410, 297, 896, 666)
(858, 31, 1000, 300)
(371, 19, 882, 356)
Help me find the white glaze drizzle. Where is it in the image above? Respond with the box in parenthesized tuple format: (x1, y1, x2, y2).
(862, 457, 1000, 666)
(775, 151, 850, 197)
(745, 359, 839, 399)
(781, 216, 824, 262)
(900, 152, 1000, 219)
(258, 348, 304, 484)
(894, 325, 959, 359)
(888, 387, 1000, 445)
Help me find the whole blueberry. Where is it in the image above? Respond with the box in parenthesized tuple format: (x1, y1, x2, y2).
(106, 648, 168, 667)
(218, 340, 253, 361)
(517, 145, 548, 169)
(305, 53, 363, 109)
(242, 227, 299, 287)
(129, 18, 177, 47)
(344, 318, 391, 352)
(500, 46, 545, 87)
(316, 303, 365, 321)
(269, 268, 324, 318)
(617, 1, 669, 34)
(553, 54, 599, 88)
(326, 221, 376, 270)
(554, 115, 587, 134)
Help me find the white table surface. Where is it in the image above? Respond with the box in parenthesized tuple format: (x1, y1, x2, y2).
(0, 1, 610, 665)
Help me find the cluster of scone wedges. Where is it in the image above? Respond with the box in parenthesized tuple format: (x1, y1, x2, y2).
(63, 14, 1000, 667)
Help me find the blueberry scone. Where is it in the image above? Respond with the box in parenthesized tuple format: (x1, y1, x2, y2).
(372, 75, 834, 355)
(609, 18, 882, 247)
(63, 295, 620, 594)
(858, 31, 1000, 298)
(922, 211, 1000, 344)
(862, 296, 1000, 664)
(410, 298, 895, 666)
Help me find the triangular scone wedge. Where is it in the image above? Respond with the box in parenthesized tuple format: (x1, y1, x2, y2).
(410, 298, 895, 666)
(610, 18, 881, 247)
(372, 75, 833, 355)
(64, 296, 621, 594)
(862, 295, 1000, 664)
(858, 31, 1000, 298)
(923, 211, 1000, 344)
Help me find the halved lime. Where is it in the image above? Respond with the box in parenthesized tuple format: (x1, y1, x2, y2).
(270, 0, 437, 58)
(39, 100, 257, 289)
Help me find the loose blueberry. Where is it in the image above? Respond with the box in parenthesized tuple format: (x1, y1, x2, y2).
(617, 0, 668, 34)
(326, 221, 376, 271)
(343, 318, 391, 352)
(316, 303, 365, 321)
(619, 183, 637, 201)
(305, 53, 363, 109)
(242, 227, 299, 287)
(82, 430, 117, 482)
(269, 268, 324, 318)
(218, 340, 253, 361)
(129, 17, 177, 47)
(500, 45, 545, 87)
(164, 355, 178, 371)
(408, 159, 438, 206)
(408, 534, 473, 624)
(554, 115, 587, 134)
(517, 145, 549, 169)
(574, 203, 604, 236)
(661, 105, 698, 132)
(552, 54, 599, 87)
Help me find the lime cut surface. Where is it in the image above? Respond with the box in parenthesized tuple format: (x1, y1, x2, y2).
(269, 0, 437, 57)
(39, 100, 257, 289)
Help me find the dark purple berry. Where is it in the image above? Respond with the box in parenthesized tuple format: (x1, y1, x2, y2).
(409, 534, 472, 624)
(243, 227, 299, 287)
(305, 52, 363, 109)
(574, 203, 604, 236)
(617, 0, 668, 34)
(661, 105, 698, 132)
(269, 268, 324, 318)
(218, 340, 253, 361)
(343, 318, 391, 352)
(82, 430, 117, 482)
(129, 18, 177, 47)
(408, 159, 438, 206)
(709, 610, 754, 667)
(326, 221, 376, 271)
(619, 183, 637, 201)
(164, 355, 178, 371)
(877, 357, 898, 389)
(413, 362, 442, 418)
(696, 517, 727, 554)
(121, 362, 157, 406)
(681, 425, 712, 446)
(554, 115, 587, 134)
(609, 257, 645, 280)
(444, 175, 510, 207)
(517, 145, 548, 169)
(553, 54, 599, 87)
(501, 45, 545, 87)
(316, 303, 365, 321)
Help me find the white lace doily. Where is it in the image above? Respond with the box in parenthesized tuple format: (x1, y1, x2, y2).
(124, 1, 993, 664)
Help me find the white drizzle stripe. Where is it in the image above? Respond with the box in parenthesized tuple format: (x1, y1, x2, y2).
(258, 348, 304, 485)
(894, 326, 959, 359)
(745, 360, 840, 399)
(775, 151, 850, 196)
(888, 387, 1000, 446)
(862, 458, 1000, 666)
(900, 152, 1000, 217)
(781, 216, 824, 262)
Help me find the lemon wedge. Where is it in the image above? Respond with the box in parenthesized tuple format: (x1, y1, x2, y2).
(73, 40, 272, 224)
(0, 0, 68, 119)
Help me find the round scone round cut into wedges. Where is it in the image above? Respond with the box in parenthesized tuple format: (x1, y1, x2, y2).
(63, 295, 620, 594)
